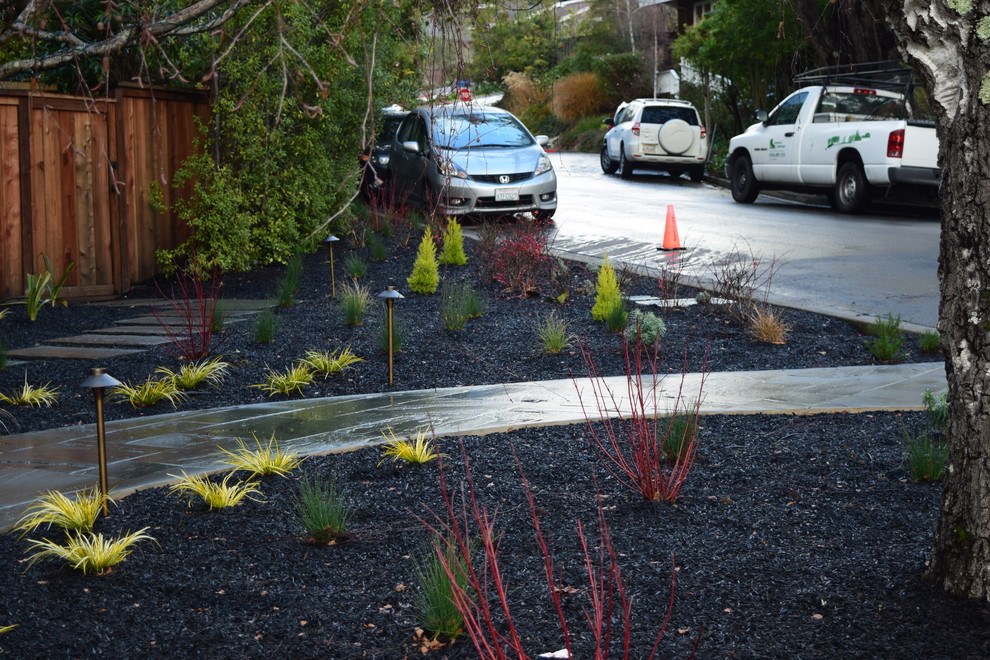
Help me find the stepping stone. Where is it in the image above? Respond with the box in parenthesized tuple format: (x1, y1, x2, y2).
(95, 326, 173, 335)
(51, 334, 172, 347)
(119, 316, 249, 326)
(8, 346, 144, 359)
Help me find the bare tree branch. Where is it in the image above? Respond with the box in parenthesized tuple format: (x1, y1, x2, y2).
(0, 0, 256, 80)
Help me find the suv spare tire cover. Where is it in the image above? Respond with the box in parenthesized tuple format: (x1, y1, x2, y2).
(658, 119, 693, 155)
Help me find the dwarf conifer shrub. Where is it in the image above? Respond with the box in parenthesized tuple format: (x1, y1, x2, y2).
(867, 313, 907, 362)
(408, 227, 440, 294)
(919, 329, 940, 352)
(439, 217, 467, 266)
(629, 309, 667, 347)
(591, 257, 623, 321)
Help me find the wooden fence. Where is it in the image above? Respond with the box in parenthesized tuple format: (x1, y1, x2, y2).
(0, 83, 209, 301)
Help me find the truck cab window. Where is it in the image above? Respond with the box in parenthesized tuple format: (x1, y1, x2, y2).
(767, 92, 808, 126)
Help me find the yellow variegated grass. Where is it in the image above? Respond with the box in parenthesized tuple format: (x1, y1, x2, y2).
(168, 471, 262, 509)
(14, 487, 109, 536)
(111, 377, 188, 408)
(378, 427, 444, 466)
(218, 433, 305, 477)
(300, 347, 364, 378)
(0, 378, 60, 407)
(24, 528, 156, 575)
(157, 356, 230, 390)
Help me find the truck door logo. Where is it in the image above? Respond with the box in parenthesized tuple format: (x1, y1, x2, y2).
(826, 130, 871, 150)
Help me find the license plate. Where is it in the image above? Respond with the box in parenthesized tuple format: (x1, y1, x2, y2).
(642, 144, 658, 154)
(495, 188, 519, 202)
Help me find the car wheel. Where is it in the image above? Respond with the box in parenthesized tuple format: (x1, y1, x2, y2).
(600, 145, 618, 174)
(730, 155, 759, 203)
(688, 166, 705, 183)
(618, 146, 633, 179)
(834, 161, 870, 213)
(531, 208, 556, 222)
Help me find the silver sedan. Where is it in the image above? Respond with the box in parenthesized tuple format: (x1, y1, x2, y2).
(389, 104, 557, 220)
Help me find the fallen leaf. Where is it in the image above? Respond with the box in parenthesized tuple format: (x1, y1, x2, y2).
(395, 583, 407, 592)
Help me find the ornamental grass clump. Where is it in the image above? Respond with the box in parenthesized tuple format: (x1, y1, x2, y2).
(277, 252, 304, 306)
(369, 233, 388, 262)
(253, 363, 314, 397)
(379, 427, 443, 465)
(0, 377, 60, 407)
(867, 313, 907, 362)
(157, 356, 230, 390)
(294, 473, 353, 544)
(14, 487, 108, 537)
(903, 428, 948, 483)
(111, 377, 187, 408)
(746, 305, 790, 344)
(441, 280, 484, 331)
(344, 254, 367, 280)
(218, 433, 305, 477)
(408, 227, 440, 294)
(378, 309, 405, 353)
(253, 308, 277, 343)
(300, 347, 363, 378)
(413, 535, 474, 639)
(536, 311, 575, 354)
(168, 471, 262, 510)
(24, 528, 156, 575)
(919, 329, 940, 352)
(591, 256, 623, 322)
(339, 281, 371, 325)
(439, 217, 467, 266)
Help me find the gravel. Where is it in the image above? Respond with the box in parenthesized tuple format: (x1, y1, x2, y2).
(3, 226, 981, 659)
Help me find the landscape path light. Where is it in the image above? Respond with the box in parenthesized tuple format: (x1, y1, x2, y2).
(377, 286, 404, 385)
(81, 367, 122, 516)
(323, 234, 341, 297)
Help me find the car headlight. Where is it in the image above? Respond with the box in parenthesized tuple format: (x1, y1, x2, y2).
(534, 154, 553, 176)
(378, 154, 390, 166)
(438, 159, 468, 179)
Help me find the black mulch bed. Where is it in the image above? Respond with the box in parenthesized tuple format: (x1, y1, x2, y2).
(0, 227, 938, 436)
(3, 225, 979, 658)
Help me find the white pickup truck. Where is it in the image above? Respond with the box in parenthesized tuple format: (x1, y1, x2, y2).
(724, 69, 939, 213)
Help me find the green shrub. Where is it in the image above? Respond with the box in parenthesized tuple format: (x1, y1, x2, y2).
(407, 228, 440, 294)
(629, 309, 667, 347)
(591, 257, 623, 321)
(604, 298, 628, 332)
(867, 313, 907, 362)
(439, 217, 467, 266)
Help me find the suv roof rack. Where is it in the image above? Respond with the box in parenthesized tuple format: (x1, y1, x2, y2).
(793, 60, 918, 94)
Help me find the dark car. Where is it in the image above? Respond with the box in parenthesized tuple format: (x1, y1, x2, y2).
(359, 105, 408, 200)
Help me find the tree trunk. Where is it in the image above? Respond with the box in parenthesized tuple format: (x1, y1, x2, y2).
(885, 0, 990, 600)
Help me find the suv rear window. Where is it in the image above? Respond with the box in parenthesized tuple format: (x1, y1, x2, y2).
(640, 106, 698, 125)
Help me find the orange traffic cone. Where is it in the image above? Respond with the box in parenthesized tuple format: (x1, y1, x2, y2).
(658, 204, 686, 251)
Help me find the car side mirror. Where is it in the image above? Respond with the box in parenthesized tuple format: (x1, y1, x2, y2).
(402, 140, 420, 154)
(603, 117, 615, 127)
(755, 109, 768, 123)
(535, 135, 549, 147)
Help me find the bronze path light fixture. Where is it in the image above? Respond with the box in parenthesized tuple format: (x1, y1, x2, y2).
(377, 286, 404, 385)
(81, 367, 122, 516)
(323, 234, 341, 297)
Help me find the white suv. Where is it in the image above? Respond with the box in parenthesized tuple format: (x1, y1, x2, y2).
(600, 99, 708, 182)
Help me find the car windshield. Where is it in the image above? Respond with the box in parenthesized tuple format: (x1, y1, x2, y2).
(640, 106, 699, 125)
(432, 112, 534, 150)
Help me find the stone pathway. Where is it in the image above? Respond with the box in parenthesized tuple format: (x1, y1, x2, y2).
(7, 299, 274, 362)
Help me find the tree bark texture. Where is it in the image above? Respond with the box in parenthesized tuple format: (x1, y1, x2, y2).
(886, 0, 990, 600)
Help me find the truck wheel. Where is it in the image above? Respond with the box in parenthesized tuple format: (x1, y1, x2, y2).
(618, 146, 633, 179)
(730, 155, 759, 203)
(600, 145, 618, 174)
(835, 162, 870, 213)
